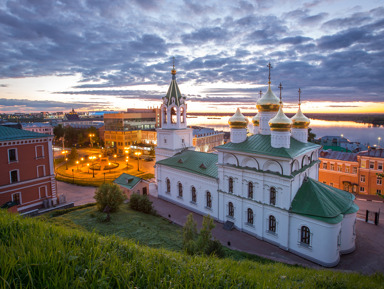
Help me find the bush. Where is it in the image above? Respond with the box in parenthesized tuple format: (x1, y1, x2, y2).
(129, 194, 154, 214)
(94, 183, 126, 212)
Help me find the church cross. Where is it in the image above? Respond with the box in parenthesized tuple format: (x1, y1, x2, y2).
(298, 88, 302, 106)
(172, 57, 175, 70)
(267, 62, 273, 83)
(278, 82, 283, 102)
(259, 90, 262, 99)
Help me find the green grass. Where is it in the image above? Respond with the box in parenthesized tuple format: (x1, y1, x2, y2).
(1, 210, 383, 288)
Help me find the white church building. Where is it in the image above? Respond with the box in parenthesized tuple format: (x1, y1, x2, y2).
(155, 64, 358, 267)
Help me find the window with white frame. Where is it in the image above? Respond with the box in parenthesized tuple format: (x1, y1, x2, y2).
(330, 164, 335, 170)
(228, 202, 234, 217)
(247, 208, 254, 225)
(166, 178, 170, 194)
(377, 189, 382, 195)
(377, 177, 382, 185)
(379, 163, 383, 170)
(323, 162, 327, 169)
(370, 162, 375, 169)
(178, 182, 183, 198)
(37, 165, 46, 178)
(300, 226, 310, 246)
(191, 186, 196, 203)
(39, 186, 47, 199)
(8, 148, 18, 163)
(345, 166, 350, 173)
(268, 215, 276, 233)
(35, 145, 44, 159)
(12, 192, 21, 205)
(228, 177, 233, 193)
(337, 165, 342, 172)
(270, 187, 276, 206)
(248, 182, 253, 199)
(206, 191, 212, 208)
(352, 167, 357, 174)
(360, 186, 365, 192)
(10, 170, 19, 183)
(360, 175, 366, 182)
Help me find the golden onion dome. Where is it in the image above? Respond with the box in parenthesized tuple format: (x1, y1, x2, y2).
(252, 113, 260, 126)
(269, 105, 292, 131)
(291, 107, 310, 129)
(171, 68, 176, 75)
(229, 108, 248, 129)
(256, 85, 280, 112)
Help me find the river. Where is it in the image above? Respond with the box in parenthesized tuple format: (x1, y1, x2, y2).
(187, 116, 384, 147)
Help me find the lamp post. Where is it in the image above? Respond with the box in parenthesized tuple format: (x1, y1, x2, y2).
(135, 151, 142, 171)
(126, 156, 129, 169)
(87, 163, 90, 174)
(61, 150, 69, 170)
(72, 169, 74, 184)
(89, 133, 95, 148)
(76, 160, 79, 171)
(80, 157, 84, 167)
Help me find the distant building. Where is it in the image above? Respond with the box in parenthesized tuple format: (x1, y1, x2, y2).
(192, 127, 225, 152)
(319, 147, 384, 195)
(22, 122, 54, 135)
(319, 150, 359, 194)
(113, 173, 149, 198)
(104, 108, 161, 154)
(0, 126, 57, 214)
(64, 108, 80, 121)
(318, 136, 367, 152)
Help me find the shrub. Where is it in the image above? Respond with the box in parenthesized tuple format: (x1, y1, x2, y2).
(129, 194, 154, 214)
(94, 183, 126, 212)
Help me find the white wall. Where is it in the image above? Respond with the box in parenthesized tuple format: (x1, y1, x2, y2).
(340, 212, 357, 254)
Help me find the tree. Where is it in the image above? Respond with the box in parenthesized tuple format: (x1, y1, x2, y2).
(129, 194, 154, 214)
(183, 214, 198, 255)
(53, 124, 65, 141)
(68, 147, 79, 161)
(308, 128, 316, 143)
(94, 183, 126, 212)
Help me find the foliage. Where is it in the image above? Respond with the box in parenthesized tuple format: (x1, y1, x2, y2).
(94, 183, 126, 212)
(149, 146, 155, 156)
(53, 124, 65, 140)
(129, 194, 155, 214)
(1, 211, 382, 289)
(68, 147, 79, 160)
(308, 128, 316, 142)
(182, 214, 224, 257)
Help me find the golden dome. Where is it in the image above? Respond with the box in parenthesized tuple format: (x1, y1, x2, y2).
(291, 107, 310, 129)
(171, 68, 176, 75)
(229, 108, 248, 129)
(256, 85, 280, 112)
(252, 113, 260, 126)
(269, 105, 292, 131)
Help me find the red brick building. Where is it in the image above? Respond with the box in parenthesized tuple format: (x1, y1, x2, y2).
(358, 148, 384, 195)
(0, 126, 57, 214)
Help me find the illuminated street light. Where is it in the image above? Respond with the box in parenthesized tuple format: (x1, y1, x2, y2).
(61, 150, 69, 170)
(135, 151, 142, 171)
(76, 160, 79, 170)
(126, 156, 129, 169)
(89, 133, 95, 147)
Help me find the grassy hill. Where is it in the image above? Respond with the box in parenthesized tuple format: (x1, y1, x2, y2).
(0, 210, 383, 289)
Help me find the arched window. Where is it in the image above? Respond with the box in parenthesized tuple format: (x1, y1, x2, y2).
(268, 215, 276, 233)
(178, 182, 183, 198)
(248, 182, 253, 199)
(191, 186, 196, 203)
(247, 208, 253, 224)
(270, 187, 276, 205)
(206, 191, 212, 208)
(228, 202, 234, 217)
(229, 177, 233, 193)
(163, 107, 167, 124)
(171, 107, 177, 124)
(180, 107, 185, 123)
(166, 178, 170, 194)
(301, 226, 310, 245)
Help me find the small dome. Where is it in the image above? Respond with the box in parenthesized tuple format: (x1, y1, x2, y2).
(229, 108, 248, 129)
(252, 113, 260, 126)
(171, 68, 176, 75)
(256, 86, 280, 112)
(269, 105, 292, 131)
(291, 107, 310, 129)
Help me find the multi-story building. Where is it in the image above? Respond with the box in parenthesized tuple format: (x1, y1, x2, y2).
(358, 148, 384, 195)
(0, 126, 57, 214)
(192, 127, 225, 152)
(22, 122, 54, 135)
(319, 147, 384, 195)
(319, 150, 359, 193)
(104, 108, 161, 154)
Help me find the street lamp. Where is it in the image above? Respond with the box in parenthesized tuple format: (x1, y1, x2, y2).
(89, 133, 95, 148)
(76, 160, 79, 171)
(135, 151, 142, 171)
(80, 157, 84, 167)
(126, 156, 129, 169)
(72, 169, 74, 183)
(61, 150, 69, 170)
(87, 163, 90, 173)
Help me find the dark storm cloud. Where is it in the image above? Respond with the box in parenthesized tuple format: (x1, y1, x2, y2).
(0, 0, 383, 111)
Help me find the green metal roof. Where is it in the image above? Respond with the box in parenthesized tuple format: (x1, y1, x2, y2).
(156, 150, 218, 179)
(0, 126, 52, 141)
(163, 76, 184, 107)
(114, 173, 143, 190)
(215, 134, 320, 159)
(290, 178, 358, 224)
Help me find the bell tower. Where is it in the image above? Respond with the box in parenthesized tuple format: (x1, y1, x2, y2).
(155, 60, 193, 162)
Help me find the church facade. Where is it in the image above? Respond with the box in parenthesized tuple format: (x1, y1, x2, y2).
(155, 64, 358, 267)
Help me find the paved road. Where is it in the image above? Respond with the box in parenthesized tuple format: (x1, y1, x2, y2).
(58, 181, 384, 274)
